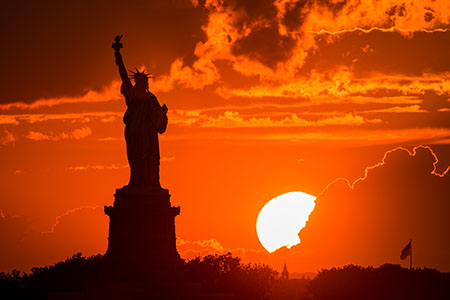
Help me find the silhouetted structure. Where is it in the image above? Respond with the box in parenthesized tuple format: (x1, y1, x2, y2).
(102, 35, 183, 285)
(400, 239, 413, 270)
(281, 263, 289, 280)
(113, 34, 168, 189)
(102, 189, 182, 283)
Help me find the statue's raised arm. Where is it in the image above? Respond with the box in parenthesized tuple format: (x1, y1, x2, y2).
(112, 35, 132, 89)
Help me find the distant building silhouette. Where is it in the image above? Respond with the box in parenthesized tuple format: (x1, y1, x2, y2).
(281, 263, 289, 280)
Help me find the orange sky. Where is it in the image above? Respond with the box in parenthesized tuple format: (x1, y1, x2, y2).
(0, 0, 449, 274)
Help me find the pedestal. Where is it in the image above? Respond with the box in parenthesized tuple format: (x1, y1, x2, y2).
(102, 186, 183, 283)
(57, 186, 235, 299)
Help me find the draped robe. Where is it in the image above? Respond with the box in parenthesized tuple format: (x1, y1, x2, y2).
(121, 82, 167, 188)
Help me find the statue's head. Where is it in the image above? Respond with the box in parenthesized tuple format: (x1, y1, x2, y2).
(130, 68, 152, 91)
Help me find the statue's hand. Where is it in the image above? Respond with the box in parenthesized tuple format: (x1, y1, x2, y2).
(112, 35, 123, 51)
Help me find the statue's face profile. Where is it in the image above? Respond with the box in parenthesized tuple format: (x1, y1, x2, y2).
(134, 77, 149, 91)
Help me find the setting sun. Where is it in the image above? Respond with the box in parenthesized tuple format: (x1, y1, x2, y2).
(256, 192, 316, 253)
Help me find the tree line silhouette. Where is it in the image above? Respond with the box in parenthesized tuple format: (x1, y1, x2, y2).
(0, 253, 102, 300)
(309, 264, 450, 300)
(1, 253, 449, 300)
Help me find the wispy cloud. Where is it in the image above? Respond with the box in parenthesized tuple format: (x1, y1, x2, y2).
(221, 128, 450, 145)
(25, 126, 92, 141)
(65, 158, 173, 172)
(0, 115, 19, 125)
(0, 130, 15, 146)
(176, 237, 265, 262)
(97, 137, 122, 142)
(0, 112, 122, 125)
(361, 105, 427, 114)
(171, 111, 381, 128)
(65, 163, 127, 171)
(0, 81, 121, 110)
(161, 157, 175, 162)
(41, 206, 101, 234)
(218, 70, 450, 101)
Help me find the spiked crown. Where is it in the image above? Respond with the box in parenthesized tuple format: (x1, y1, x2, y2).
(129, 67, 154, 80)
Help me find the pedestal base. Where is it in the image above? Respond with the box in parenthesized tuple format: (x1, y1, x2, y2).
(102, 186, 183, 283)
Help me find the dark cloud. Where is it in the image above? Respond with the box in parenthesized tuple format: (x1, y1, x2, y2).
(424, 7, 435, 23)
(215, 0, 298, 68)
(424, 12, 434, 22)
(0, 0, 207, 103)
(317, 0, 348, 15)
(299, 146, 450, 270)
(226, 0, 277, 26)
(420, 90, 450, 112)
(387, 3, 407, 17)
(281, 0, 309, 32)
(231, 23, 297, 68)
(302, 30, 450, 76)
(281, 0, 350, 32)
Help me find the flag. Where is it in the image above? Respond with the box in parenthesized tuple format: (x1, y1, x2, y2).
(400, 240, 412, 260)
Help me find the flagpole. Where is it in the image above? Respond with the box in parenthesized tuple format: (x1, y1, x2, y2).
(410, 239, 412, 270)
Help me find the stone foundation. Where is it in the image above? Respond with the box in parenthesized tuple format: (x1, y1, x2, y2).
(102, 186, 183, 283)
